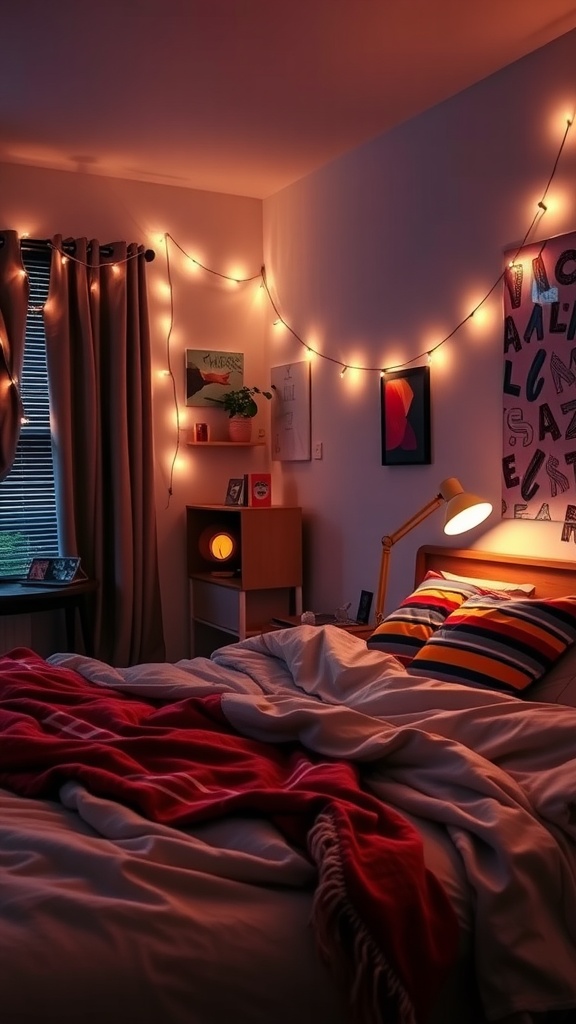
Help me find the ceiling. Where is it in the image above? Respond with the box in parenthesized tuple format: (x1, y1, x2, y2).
(3, 0, 576, 199)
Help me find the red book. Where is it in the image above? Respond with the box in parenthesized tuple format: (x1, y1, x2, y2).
(244, 472, 272, 507)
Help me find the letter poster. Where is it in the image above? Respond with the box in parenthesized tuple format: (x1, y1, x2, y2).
(502, 229, 576, 538)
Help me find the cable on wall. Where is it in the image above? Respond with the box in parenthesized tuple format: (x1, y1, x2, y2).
(157, 111, 574, 499)
(163, 113, 574, 380)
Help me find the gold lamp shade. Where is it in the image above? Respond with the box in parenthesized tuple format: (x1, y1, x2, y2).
(440, 477, 493, 536)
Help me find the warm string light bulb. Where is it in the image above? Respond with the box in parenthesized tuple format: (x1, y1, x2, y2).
(157, 111, 572, 388)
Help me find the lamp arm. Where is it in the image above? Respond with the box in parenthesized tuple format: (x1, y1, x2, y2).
(375, 493, 444, 623)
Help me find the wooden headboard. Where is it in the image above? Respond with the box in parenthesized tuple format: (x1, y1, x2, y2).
(415, 545, 576, 600)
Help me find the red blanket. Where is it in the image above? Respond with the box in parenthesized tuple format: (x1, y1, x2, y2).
(0, 649, 458, 1023)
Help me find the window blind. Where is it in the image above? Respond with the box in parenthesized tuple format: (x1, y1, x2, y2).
(0, 247, 58, 577)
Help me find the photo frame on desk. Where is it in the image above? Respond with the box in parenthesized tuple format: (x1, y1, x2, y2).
(25, 557, 83, 585)
(381, 365, 431, 466)
(356, 590, 373, 625)
(225, 478, 245, 505)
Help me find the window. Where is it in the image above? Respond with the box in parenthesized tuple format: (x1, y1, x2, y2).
(0, 246, 58, 577)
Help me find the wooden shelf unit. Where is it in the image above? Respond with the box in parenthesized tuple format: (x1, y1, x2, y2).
(186, 504, 303, 657)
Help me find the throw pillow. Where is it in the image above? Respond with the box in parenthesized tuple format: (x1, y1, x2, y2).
(407, 594, 576, 693)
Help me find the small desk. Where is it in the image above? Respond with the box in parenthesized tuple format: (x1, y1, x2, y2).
(269, 615, 373, 640)
(0, 579, 98, 654)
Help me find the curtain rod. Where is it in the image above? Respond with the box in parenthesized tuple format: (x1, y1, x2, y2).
(16, 237, 155, 261)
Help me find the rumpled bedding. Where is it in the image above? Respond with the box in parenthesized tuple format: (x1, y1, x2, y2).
(49, 624, 576, 1022)
(0, 644, 458, 1024)
(48, 622, 573, 1024)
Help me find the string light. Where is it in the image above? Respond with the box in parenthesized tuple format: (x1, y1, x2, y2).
(164, 113, 572, 382)
(158, 112, 574, 497)
(161, 233, 180, 506)
(47, 241, 155, 273)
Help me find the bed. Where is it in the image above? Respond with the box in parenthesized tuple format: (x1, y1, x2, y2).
(1, 544, 576, 1024)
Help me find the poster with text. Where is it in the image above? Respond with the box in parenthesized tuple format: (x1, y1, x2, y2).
(502, 229, 576, 538)
(271, 361, 311, 461)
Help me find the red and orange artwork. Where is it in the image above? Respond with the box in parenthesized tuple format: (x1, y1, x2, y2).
(385, 375, 417, 453)
(381, 366, 431, 466)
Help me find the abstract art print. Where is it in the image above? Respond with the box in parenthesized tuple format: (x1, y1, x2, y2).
(381, 366, 431, 466)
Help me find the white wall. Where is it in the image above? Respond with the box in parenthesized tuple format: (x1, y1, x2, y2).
(0, 165, 266, 660)
(263, 29, 576, 619)
(2, 27, 576, 660)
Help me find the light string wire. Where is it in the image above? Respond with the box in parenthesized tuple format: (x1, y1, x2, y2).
(161, 232, 266, 501)
(163, 235, 180, 505)
(164, 113, 574, 380)
(47, 241, 154, 268)
(155, 113, 569, 499)
(165, 233, 262, 282)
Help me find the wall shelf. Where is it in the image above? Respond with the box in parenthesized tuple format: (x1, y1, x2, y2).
(185, 441, 266, 448)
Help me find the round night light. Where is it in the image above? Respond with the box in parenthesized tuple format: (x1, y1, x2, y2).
(199, 526, 238, 564)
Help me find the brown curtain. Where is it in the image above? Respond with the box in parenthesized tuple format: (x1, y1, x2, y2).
(43, 236, 165, 666)
(0, 230, 29, 481)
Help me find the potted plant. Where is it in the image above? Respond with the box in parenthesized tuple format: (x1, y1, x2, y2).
(208, 385, 272, 442)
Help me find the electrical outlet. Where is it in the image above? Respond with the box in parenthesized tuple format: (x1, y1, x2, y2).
(314, 442, 323, 460)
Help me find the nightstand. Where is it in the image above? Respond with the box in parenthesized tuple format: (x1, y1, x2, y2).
(186, 504, 303, 656)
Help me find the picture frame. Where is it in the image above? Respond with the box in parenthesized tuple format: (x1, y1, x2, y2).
(381, 365, 431, 466)
(355, 589, 373, 625)
(224, 478, 244, 506)
(185, 349, 244, 408)
(26, 556, 81, 584)
(271, 361, 311, 461)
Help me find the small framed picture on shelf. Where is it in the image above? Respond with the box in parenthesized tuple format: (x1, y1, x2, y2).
(225, 478, 244, 505)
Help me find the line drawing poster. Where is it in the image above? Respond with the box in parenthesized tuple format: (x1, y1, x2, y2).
(271, 362, 311, 461)
(502, 229, 576, 538)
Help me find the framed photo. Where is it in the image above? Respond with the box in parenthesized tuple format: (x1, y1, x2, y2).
(26, 556, 81, 583)
(381, 365, 431, 466)
(356, 590, 373, 625)
(185, 349, 244, 408)
(225, 478, 244, 506)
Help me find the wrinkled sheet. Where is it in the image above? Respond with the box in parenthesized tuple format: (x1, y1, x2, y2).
(0, 647, 459, 1024)
(51, 624, 576, 1022)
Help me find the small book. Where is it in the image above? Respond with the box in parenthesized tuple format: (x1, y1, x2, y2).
(243, 472, 272, 507)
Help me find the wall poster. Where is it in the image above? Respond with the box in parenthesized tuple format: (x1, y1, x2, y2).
(502, 229, 576, 540)
(381, 365, 431, 466)
(270, 362, 311, 461)
(185, 349, 243, 407)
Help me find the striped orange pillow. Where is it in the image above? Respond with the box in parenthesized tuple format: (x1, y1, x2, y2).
(407, 595, 576, 692)
(366, 572, 507, 666)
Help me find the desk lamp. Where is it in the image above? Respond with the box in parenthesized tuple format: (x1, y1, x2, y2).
(375, 477, 492, 622)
